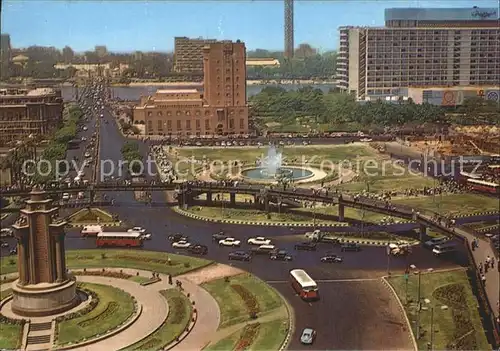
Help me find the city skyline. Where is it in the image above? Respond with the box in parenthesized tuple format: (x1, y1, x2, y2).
(1, 0, 498, 53)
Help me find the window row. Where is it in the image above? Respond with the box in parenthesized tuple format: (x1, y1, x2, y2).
(148, 119, 246, 131)
(147, 109, 246, 117)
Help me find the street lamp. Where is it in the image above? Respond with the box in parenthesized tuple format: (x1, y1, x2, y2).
(421, 300, 448, 351)
(409, 264, 434, 340)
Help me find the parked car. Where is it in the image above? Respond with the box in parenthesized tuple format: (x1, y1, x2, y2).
(187, 244, 208, 255)
(212, 231, 228, 241)
(228, 251, 252, 261)
(424, 237, 449, 249)
(168, 233, 189, 242)
(0, 241, 9, 248)
(320, 254, 343, 263)
(219, 237, 241, 247)
(250, 244, 277, 255)
(247, 236, 272, 246)
(300, 328, 317, 345)
(340, 243, 361, 252)
(270, 250, 293, 261)
(294, 242, 317, 251)
(172, 240, 192, 249)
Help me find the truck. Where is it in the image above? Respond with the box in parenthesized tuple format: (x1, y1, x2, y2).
(304, 229, 322, 241)
(304, 230, 340, 245)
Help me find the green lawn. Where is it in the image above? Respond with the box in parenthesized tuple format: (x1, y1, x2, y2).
(122, 288, 192, 351)
(0, 323, 23, 350)
(67, 207, 115, 224)
(57, 282, 136, 345)
(0, 288, 12, 300)
(128, 276, 152, 284)
(204, 318, 288, 351)
(201, 273, 283, 329)
(388, 270, 490, 350)
(0, 249, 213, 276)
(393, 194, 499, 216)
(204, 329, 242, 351)
(0, 287, 21, 350)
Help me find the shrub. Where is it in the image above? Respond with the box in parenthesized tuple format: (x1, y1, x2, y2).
(231, 284, 260, 315)
(235, 323, 260, 351)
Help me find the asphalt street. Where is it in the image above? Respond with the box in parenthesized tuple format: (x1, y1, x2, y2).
(0, 87, 466, 350)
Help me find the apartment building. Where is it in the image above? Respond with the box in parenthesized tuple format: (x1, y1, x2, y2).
(135, 40, 249, 136)
(0, 88, 63, 145)
(337, 7, 500, 102)
(173, 36, 217, 74)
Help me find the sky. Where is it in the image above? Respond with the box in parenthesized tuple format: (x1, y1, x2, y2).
(1, 0, 498, 53)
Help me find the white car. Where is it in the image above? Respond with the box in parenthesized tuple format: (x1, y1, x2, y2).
(62, 193, 70, 201)
(172, 240, 191, 249)
(141, 233, 152, 240)
(0, 228, 14, 237)
(128, 227, 146, 234)
(219, 237, 241, 247)
(247, 236, 272, 246)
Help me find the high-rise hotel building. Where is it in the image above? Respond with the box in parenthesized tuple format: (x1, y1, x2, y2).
(336, 7, 500, 101)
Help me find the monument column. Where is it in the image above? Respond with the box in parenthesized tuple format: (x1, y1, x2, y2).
(16, 232, 29, 285)
(11, 187, 79, 317)
(54, 234, 64, 282)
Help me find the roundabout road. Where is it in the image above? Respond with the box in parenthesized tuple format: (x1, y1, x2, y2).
(49, 204, 466, 350)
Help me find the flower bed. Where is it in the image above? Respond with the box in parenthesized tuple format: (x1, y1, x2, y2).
(231, 284, 260, 315)
(78, 301, 119, 328)
(433, 283, 477, 350)
(169, 296, 188, 324)
(235, 323, 261, 351)
(73, 270, 132, 279)
(55, 287, 99, 323)
(115, 255, 176, 265)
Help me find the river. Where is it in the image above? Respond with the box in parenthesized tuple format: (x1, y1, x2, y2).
(61, 83, 336, 101)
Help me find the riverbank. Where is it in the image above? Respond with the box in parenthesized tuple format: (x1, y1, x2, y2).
(105, 80, 336, 87)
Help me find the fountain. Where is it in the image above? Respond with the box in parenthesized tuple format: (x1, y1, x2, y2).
(240, 145, 314, 182)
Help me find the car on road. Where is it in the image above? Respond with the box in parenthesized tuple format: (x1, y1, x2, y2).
(168, 233, 189, 242)
(187, 244, 208, 255)
(212, 231, 228, 241)
(84, 152, 91, 158)
(270, 250, 293, 261)
(300, 328, 316, 345)
(340, 243, 361, 252)
(424, 237, 449, 249)
(247, 236, 272, 246)
(141, 233, 152, 240)
(228, 251, 252, 261)
(172, 240, 192, 249)
(0, 241, 9, 248)
(10, 247, 17, 255)
(294, 242, 317, 251)
(128, 227, 146, 234)
(250, 244, 277, 255)
(219, 237, 241, 247)
(0, 228, 13, 237)
(62, 193, 70, 201)
(320, 254, 343, 263)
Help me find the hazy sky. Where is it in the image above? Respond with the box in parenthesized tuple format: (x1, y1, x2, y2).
(1, 0, 498, 52)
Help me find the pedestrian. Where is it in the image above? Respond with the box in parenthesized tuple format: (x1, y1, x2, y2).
(491, 257, 495, 269)
(481, 274, 486, 285)
(485, 264, 489, 273)
(479, 262, 483, 274)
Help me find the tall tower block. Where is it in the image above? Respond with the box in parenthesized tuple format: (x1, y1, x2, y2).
(11, 188, 79, 316)
(284, 0, 294, 59)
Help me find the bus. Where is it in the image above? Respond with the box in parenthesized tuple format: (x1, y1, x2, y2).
(81, 225, 102, 237)
(96, 232, 143, 248)
(289, 269, 319, 301)
(466, 179, 499, 195)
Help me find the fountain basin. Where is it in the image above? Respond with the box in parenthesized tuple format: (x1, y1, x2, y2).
(241, 167, 314, 182)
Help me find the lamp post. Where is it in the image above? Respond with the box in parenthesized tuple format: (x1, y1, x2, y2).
(410, 265, 434, 340)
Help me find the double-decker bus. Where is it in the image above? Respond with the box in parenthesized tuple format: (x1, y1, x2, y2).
(289, 269, 319, 301)
(467, 179, 499, 195)
(96, 232, 143, 248)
